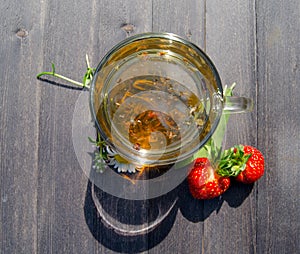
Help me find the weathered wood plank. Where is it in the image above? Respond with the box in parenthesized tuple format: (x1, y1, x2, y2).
(256, 1, 300, 253)
(153, 0, 206, 48)
(204, 1, 258, 253)
(0, 1, 46, 253)
(36, 0, 152, 254)
(151, 1, 206, 253)
(34, 1, 106, 252)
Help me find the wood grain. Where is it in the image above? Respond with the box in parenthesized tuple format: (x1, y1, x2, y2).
(36, 0, 152, 253)
(0, 0, 299, 253)
(151, 1, 206, 253)
(203, 1, 258, 253)
(34, 1, 99, 253)
(153, 0, 206, 48)
(0, 1, 45, 253)
(256, 1, 300, 253)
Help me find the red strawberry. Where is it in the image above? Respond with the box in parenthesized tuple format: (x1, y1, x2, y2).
(218, 145, 264, 184)
(187, 158, 231, 200)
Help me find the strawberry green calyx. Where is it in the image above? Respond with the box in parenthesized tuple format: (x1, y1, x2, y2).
(217, 145, 252, 177)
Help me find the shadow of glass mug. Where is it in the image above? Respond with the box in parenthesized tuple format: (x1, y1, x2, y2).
(90, 32, 253, 168)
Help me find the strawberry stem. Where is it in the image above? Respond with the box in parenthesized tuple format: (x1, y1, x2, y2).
(216, 145, 252, 177)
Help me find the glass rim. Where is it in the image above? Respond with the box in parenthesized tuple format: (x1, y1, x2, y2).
(89, 32, 224, 165)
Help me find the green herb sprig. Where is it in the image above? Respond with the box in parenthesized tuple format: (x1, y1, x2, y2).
(37, 55, 108, 173)
(88, 133, 108, 173)
(37, 54, 95, 89)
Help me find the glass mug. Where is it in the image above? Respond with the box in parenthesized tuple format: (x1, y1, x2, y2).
(88, 32, 253, 235)
(90, 32, 252, 170)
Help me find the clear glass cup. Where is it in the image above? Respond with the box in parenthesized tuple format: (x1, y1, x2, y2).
(88, 32, 253, 236)
(90, 32, 252, 168)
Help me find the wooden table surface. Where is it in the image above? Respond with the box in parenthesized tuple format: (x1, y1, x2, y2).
(1, 1, 299, 253)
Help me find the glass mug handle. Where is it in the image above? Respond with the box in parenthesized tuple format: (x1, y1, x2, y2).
(223, 96, 254, 113)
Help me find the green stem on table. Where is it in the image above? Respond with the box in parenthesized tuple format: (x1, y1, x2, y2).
(37, 54, 105, 170)
(36, 54, 94, 89)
